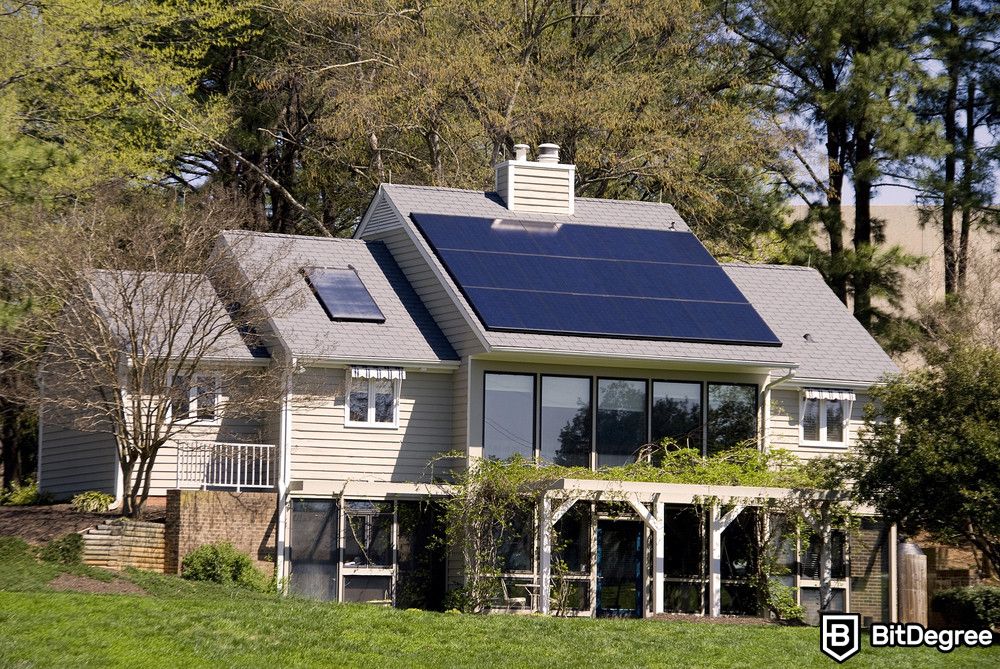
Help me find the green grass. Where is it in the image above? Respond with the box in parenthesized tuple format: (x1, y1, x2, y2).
(0, 537, 995, 668)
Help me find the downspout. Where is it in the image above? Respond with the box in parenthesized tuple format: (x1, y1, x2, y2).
(275, 357, 296, 592)
(761, 368, 797, 453)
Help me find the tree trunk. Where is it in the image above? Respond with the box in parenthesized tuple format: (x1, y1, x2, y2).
(942, 0, 961, 297)
(958, 77, 976, 294)
(824, 101, 849, 305)
(853, 132, 874, 330)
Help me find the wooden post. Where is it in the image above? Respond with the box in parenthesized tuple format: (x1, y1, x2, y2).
(898, 541, 927, 626)
(539, 495, 552, 614)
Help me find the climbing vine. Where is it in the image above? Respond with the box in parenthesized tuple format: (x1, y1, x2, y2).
(434, 443, 854, 618)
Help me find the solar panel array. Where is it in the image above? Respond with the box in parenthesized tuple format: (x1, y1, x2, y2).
(305, 268, 385, 322)
(410, 213, 780, 346)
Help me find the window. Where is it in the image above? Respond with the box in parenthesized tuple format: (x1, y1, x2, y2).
(540, 376, 591, 467)
(346, 371, 401, 428)
(596, 379, 647, 467)
(483, 373, 534, 460)
(651, 381, 702, 452)
(706, 383, 757, 456)
(343, 501, 393, 567)
(169, 373, 220, 423)
(800, 390, 851, 446)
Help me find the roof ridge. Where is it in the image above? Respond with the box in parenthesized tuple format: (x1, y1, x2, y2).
(384, 182, 680, 210)
(222, 229, 369, 244)
(721, 262, 818, 272)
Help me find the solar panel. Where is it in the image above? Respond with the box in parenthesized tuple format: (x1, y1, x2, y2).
(305, 268, 385, 323)
(409, 213, 780, 346)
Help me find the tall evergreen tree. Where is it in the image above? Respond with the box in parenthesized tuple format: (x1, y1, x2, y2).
(723, 0, 935, 337)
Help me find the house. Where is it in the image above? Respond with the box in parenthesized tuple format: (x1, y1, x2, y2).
(39, 143, 899, 623)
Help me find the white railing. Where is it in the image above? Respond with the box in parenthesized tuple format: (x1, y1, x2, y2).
(176, 442, 276, 492)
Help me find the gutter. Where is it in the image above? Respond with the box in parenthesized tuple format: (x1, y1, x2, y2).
(761, 368, 797, 454)
(485, 346, 799, 372)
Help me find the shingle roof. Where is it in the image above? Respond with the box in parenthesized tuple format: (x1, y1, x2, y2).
(89, 270, 260, 362)
(378, 183, 690, 232)
(222, 231, 458, 364)
(378, 185, 898, 385)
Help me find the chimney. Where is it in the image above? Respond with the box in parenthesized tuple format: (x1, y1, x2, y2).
(495, 142, 575, 215)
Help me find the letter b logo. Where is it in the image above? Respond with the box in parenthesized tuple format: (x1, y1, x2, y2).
(821, 613, 861, 663)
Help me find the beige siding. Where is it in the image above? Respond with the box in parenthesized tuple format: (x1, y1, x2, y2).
(40, 422, 117, 499)
(768, 388, 869, 460)
(510, 164, 572, 214)
(290, 368, 454, 492)
(360, 198, 483, 356)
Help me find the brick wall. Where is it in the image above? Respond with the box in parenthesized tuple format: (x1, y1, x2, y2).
(851, 519, 890, 625)
(165, 489, 278, 575)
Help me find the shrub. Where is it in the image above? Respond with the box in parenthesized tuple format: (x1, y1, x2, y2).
(0, 479, 50, 506)
(182, 542, 272, 592)
(39, 533, 83, 565)
(932, 586, 1000, 629)
(71, 491, 115, 513)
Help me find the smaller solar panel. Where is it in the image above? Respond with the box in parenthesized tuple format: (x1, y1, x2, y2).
(305, 268, 385, 323)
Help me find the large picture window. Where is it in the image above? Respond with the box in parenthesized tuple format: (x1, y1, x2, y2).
(540, 376, 591, 467)
(651, 381, 702, 452)
(596, 379, 647, 467)
(706, 383, 757, 456)
(483, 373, 535, 460)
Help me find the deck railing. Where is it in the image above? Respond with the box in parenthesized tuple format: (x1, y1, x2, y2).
(176, 442, 276, 492)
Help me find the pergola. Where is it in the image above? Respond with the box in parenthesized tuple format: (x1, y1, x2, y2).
(535, 478, 876, 617)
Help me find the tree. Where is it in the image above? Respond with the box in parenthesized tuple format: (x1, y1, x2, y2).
(724, 0, 935, 336)
(913, 1, 1000, 298)
(854, 340, 1000, 575)
(1, 190, 300, 516)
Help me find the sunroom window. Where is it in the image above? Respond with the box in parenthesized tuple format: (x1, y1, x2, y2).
(483, 373, 535, 460)
(346, 367, 404, 428)
(800, 389, 854, 446)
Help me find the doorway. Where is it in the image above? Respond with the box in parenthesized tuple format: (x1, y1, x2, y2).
(596, 519, 643, 617)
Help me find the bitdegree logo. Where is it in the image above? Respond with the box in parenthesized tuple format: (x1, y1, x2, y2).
(871, 623, 994, 653)
(821, 613, 861, 663)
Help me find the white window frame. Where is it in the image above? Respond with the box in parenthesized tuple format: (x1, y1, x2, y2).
(168, 372, 222, 425)
(344, 372, 401, 429)
(799, 393, 850, 448)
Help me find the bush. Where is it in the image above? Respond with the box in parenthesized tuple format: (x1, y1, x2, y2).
(0, 479, 50, 506)
(932, 586, 1000, 629)
(70, 491, 115, 513)
(182, 542, 272, 592)
(38, 533, 83, 565)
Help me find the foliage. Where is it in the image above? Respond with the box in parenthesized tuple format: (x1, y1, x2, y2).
(71, 491, 115, 514)
(439, 446, 847, 614)
(0, 478, 49, 506)
(181, 542, 272, 593)
(854, 340, 1000, 575)
(932, 585, 1000, 629)
(38, 533, 84, 565)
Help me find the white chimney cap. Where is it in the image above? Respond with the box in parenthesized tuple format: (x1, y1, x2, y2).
(537, 143, 560, 164)
(513, 143, 529, 161)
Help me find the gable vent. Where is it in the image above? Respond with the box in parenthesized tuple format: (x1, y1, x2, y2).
(494, 143, 575, 215)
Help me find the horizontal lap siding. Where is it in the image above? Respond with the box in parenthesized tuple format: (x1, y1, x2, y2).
(768, 388, 869, 459)
(40, 424, 116, 498)
(290, 369, 453, 486)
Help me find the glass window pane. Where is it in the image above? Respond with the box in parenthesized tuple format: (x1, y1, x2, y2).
(826, 399, 844, 442)
(554, 504, 591, 573)
(171, 375, 191, 418)
(596, 379, 647, 467)
(373, 379, 395, 423)
(290, 499, 339, 601)
(540, 376, 591, 467)
(343, 500, 393, 566)
(802, 530, 847, 580)
(349, 380, 369, 423)
(720, 508, 757, 580)
(195, 376, 218, 420)
(706, 383, 757, 455)
(802, 397, 820, 441)
(497, 507, 534, 572)
(664, 506, 705, 578)
(651, 381, 702, 451)
(484, 373, 534, 460)
(801, 587, 847, 624)
(396, 500, 448, 611)
(343, 575, 392, 603)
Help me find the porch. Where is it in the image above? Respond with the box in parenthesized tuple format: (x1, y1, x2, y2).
(175, 442, 277, 492)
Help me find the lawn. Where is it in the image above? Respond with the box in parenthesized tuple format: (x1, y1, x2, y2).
(0, 538, 995, 668)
